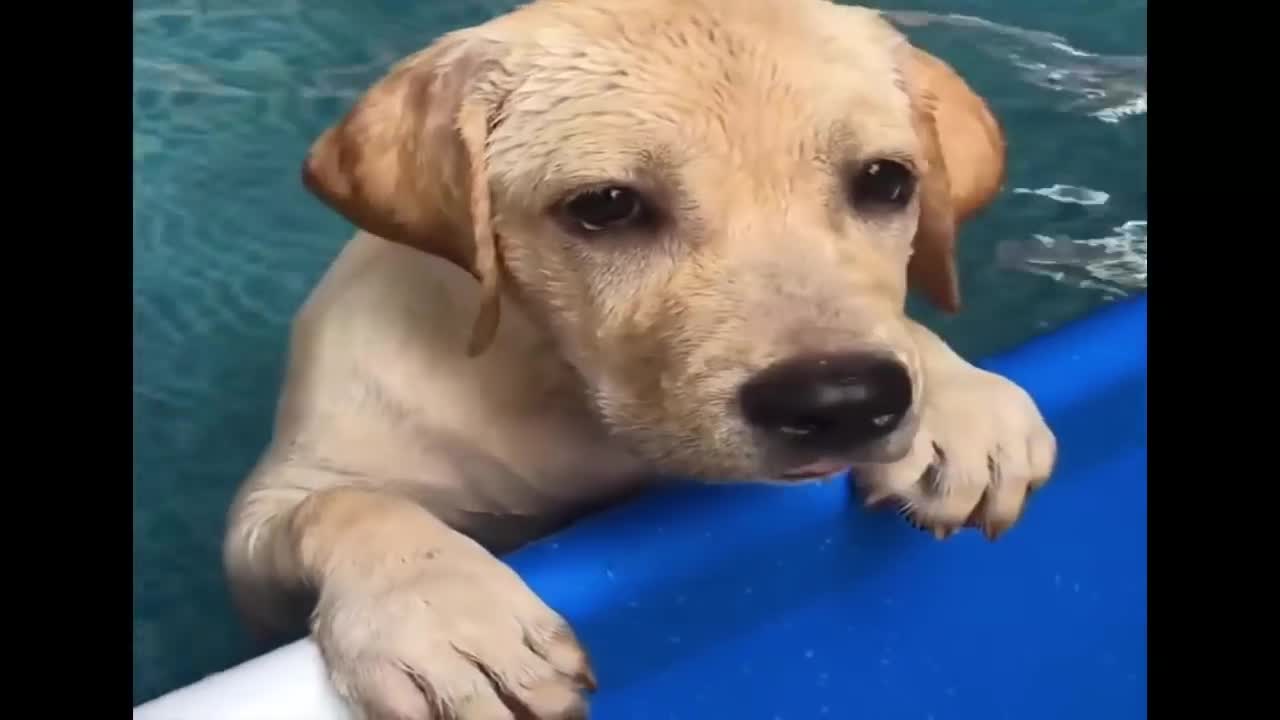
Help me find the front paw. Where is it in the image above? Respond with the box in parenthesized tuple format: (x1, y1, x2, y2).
(857, 368, 1057, 540)
(314, 551, 595, 720)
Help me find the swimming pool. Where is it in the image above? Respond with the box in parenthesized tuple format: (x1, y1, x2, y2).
(132, 0, 1147, 707)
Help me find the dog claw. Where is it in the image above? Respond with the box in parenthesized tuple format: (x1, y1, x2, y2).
(577, 665, 598, 693)
(931, 525, 958, 541)
(982, 521, 1011, 542)
(963, 487, 993, 529)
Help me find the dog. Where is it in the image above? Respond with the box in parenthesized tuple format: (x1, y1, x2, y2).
(223, 1, 1057, 717)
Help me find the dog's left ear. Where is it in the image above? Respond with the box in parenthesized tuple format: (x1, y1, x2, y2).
(900, 46, 1007, 313)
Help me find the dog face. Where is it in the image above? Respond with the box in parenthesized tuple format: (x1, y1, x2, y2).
(302, 0, 1006, 481)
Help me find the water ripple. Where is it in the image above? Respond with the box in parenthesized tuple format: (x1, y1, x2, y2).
(886, 10, 1146, 124)
(997, 220, 1147, 296)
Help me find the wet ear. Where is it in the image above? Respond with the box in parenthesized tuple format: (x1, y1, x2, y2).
(901, 46, 1007, 313)
(301, 32, 508, 355)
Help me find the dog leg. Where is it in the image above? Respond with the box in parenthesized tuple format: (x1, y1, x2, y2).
(225, 466, 595, 720)
(854, 320, 1058, 540)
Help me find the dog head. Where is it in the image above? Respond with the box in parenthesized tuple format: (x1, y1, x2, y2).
(302, 0, 1006, 481)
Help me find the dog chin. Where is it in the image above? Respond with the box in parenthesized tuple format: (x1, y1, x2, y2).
(777, 460, 855, 480)
(674, 459, 852, 486)
(753, 424, 921, 483)
(621, 415, 918, 483)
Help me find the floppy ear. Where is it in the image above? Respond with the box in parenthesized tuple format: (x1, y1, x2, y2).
(901, 46, 1007, 313)
(301, 32, 508, 356)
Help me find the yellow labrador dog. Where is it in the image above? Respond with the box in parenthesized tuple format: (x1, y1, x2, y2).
(224, 0, 1056, 717)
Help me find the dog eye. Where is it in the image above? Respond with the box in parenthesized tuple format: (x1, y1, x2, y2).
(849, 160, 916, 211)
(562, 186, 648, 233)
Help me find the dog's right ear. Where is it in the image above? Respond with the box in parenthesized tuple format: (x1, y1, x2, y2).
(302, 32, 509, 356)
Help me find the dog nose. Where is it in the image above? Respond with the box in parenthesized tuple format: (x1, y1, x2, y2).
(738, 353, 913, 452)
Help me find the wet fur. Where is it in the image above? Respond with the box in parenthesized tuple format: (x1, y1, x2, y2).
(223, 2, 1054, 718)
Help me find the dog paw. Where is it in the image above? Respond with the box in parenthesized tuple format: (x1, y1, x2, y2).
(313, 552, 595, 720)
(856, 365, 1056, 540)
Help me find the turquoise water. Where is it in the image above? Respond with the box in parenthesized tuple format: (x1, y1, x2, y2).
(132, 0, 1146, 705)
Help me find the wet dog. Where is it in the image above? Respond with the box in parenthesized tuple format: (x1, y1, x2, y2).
(224, 1, 1056, 717)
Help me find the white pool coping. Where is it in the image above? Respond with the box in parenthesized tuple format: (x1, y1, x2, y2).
(133, 639, 351, 720)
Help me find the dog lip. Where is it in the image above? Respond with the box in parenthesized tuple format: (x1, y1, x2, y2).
(779, 460, 852, 479)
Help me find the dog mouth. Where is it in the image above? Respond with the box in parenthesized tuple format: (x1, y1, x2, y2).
(778, 459, 853, 480)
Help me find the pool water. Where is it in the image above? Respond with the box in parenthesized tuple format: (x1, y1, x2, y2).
(132, 0, 1146, 705)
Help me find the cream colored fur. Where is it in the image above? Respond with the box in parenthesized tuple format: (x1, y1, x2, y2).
(223, 1, 1056, 718)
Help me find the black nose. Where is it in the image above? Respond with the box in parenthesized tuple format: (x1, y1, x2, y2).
(738, 352, 913, 453)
